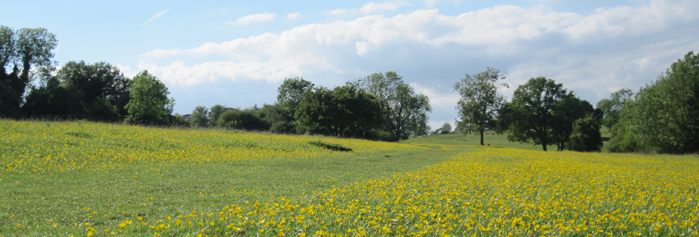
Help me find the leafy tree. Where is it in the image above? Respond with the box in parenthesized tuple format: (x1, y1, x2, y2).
(217, 108, 270, 131)
(189, 106, 209, 128)
(125, 71, 174, 125)
(440, 122, 452, 134)
(453, 67, 507, 145)
(22, 76, 84, 118)
(0, 26, 57, 117)
(609, 51, 699, 153)
(550, 95, 594, 151)
(357, 71, 431, 140)
(295, 84, 384, 139)
(596, 89, 633, 130)
(568, 115, 604, 152)
(55, 61, 131, 121)
(209, 104, 232, 127)
(275, 77, 314, 133)
(500, 77, 569, 151)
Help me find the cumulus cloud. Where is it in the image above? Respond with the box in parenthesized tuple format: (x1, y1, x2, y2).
(286, 12, 302, 20)
(138, 0, 699, 120)
(142, 10, 169, 25)
(326, 8, 353, 16)
(230, 12, 275, 25)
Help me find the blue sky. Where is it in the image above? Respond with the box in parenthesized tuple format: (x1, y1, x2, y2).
(3, 0, 698, 129)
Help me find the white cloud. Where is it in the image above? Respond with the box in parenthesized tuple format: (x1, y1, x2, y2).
(360, 2, 402, 14)
(230, 12, 275, 25)
(410, 82, 460, 108)
(287, 12, 302, 20)
(140, 0, 699, 95)
(142, 10, 169, 25)
(115, 64, 138, 78)
(424, 0, 438, 8)
(327, 8, 353, 16)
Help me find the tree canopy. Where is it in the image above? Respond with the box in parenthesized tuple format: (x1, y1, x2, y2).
(453, 67, 507, 145)
(125, 71, 174, 125)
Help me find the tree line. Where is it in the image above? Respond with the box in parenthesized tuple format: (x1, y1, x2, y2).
(189, 72, 432, 141)
(3, 26, 696, 152)
(454, 51, 698, 154)
(1, 26, 182, 125)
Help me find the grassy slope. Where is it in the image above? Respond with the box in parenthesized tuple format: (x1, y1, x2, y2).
(0, 120, 469, 236)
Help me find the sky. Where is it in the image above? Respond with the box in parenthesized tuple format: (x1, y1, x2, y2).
(2, 0, 698, 130)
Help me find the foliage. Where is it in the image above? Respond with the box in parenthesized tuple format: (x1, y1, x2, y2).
(453, 67, 507, 145)
(208, 104, 232, 127)
(568, 115, 603, 152)
(500, 77, 569, 151)
(275, 77, 314, 133)
(217, 108, 270, 131)
(596, 88, 633, 130)
(124, 71, 174, 125)
(295, 84, 384, 139)
(357, 72, 431, 140)
(189, 105, 209, 128)
(0, 26, 57, 117)
(609, 51, 699, 154)
(440, 122, 452, 134)
(550, 95, 595, 151)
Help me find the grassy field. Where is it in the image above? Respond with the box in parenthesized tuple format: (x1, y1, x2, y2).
(1, 120, 698, 237)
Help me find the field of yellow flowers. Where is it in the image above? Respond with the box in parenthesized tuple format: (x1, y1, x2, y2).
(2, 120, 699, 236)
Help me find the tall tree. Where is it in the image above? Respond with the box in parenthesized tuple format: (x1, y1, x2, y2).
(0, 26, 57, 117)
(568, 115, 604, 152)
(357, 71, 431, 140)
(295, 84, 384, 139)
(550, 95, 594, 151)
(189, 106, 209, 128)
(208, 104, 232, 127)
(453, 67, 507, 145)
(55, 61, 131, 121)
(275, 77, 314, 133)
(609, 51, 699, 154)
(125, 71, 174, 125)
(596, 88, 633, 130)
(500, 77, 569, 151)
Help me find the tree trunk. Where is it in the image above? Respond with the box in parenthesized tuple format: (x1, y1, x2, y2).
(542, 143, 547, 151)
(480, 128, 485, 145)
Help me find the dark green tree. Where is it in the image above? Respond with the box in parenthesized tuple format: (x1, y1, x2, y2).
(550, 95, 594, 151)
(217, 108, 270, 131)
(500, 77, 569, 151)
(596, 89, 633, 131)
(453, 67, 507, 145)
(568, 115, 604, 152)
(208, 104, 232, 127)
(440, 122, 452, 134)
(189, 106, 209, 128)
(56, 61, 131, 121)
(0, 26, 57, 117)
(295, 84, 383, 139)
(609, 51, 699, 153)
(275, 77, 315, 133)
(125, 71, 174, 125)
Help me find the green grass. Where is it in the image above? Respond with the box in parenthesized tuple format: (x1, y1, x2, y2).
(0, 120, 470, 236)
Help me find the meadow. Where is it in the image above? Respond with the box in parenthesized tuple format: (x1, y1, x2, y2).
(1, 120, 698, 236)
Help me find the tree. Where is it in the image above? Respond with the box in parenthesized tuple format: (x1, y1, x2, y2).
(208, 104, 232, 127)
(55, 60, 131, 121)
(189, 106, 209, 128)
(0, 26, 57, 117)
(550, 95, 594, 151)
(440, 122, 452, 134)
(453, 67, 507, 145)
(609, 51, 699, 153)
(125, 71, 174, 125)
(357, 71, 431, 140)
(500, 77, 569, 151)
(275, 77, 314, 133)
(217, 108, 270, 131)
(568, 115, 603, 152)
(295, 84, 384, 139)
(596, 89, 633, 130)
